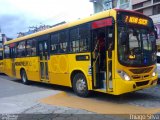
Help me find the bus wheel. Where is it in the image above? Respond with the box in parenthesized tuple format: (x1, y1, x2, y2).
(72, 73, 90, 97)
(21, 70, 29, 85)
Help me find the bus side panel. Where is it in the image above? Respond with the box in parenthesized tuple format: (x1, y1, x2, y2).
(68, 53, 92, 90)
(48, 55, 70, 86)
(48, 53, 92, 90)
(4, 59, 14, 77)
(14, 57, 40, 81)
(0, 60, 4, 73)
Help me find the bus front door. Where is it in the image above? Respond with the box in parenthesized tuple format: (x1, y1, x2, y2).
(92, 27, 113, 92)
(38, 40, 49, 82)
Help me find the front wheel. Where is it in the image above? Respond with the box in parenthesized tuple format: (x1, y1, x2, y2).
(21, 70, 29, 85)
(72, 73, 90, 97)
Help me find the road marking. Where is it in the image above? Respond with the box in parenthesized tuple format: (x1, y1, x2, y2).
(39, 92, 160, 114)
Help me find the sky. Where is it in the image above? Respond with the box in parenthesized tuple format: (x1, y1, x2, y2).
(0, 0, 93, 38)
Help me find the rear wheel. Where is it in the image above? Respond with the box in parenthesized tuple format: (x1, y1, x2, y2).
(21, 70, 29, 85)
(72, 73, 90, 97)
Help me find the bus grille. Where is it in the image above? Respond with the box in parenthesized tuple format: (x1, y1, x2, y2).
(129, 67, 153, 74)
(136, 81, 149, 87)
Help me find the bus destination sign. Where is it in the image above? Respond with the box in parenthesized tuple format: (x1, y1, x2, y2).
(125, 15, 148, 26)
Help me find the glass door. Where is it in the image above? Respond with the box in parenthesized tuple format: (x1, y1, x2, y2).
(38, 40, 49, 81)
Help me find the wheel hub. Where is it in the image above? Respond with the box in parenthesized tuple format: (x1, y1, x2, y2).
(76, 79, 86, 92)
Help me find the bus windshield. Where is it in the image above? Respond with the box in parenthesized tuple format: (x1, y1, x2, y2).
(117, 11, 157, 67)
(118, 26, 156, 66)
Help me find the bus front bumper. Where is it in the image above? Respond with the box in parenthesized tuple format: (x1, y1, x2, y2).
(114, 76, 158, 95)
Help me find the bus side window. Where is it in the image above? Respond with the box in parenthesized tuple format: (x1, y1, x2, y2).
(70, 28, 79, 53)
(26, 39, 37, 56)
(0, 51, 3, 60)
(59, 31, 68, 53)
(4, 45, 10, 58)
(79, 24, 90, 52)
(51, 33, 59, 54)
(17, 41, 26, 57)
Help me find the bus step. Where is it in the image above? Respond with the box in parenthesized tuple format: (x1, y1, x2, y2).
(102, 80, 106, 89)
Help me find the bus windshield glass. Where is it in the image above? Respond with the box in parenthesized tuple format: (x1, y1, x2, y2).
(117, 12, 156, 66)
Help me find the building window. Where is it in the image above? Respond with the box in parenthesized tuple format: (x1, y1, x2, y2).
(133, 3, 143, 9)
(153, 4, 160, 15)
(153, 0, 160, 3)
(137, 9, 143, 13)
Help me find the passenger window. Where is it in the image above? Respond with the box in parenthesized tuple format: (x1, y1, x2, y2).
(0, 51, 3, 60)
(4, 45, 10, 58)
(70, 28, 79, 52)
(70, 24, 90, 53)
(17, 41, 26, 57)
(26, 39, 37, 56)
(51, 30, 68, 54)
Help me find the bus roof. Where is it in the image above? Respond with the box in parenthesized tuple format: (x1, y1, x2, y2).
(4, 9, 150, 45)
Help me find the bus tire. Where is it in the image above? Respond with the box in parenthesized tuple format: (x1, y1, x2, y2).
(21, 70, 29, 85)
(72, 73, 90, 97)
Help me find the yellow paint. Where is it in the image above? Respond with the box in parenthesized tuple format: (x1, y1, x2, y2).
(40, 92, 160, 115)
(0, 60, 3, 73)
(2, 9, 158, 96)
(48, 53, 91, 87)
(0, 49, 3, 73)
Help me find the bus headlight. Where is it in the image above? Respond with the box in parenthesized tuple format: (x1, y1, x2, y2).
(152, 67, 157, 77)
(117, 70, 131, 81)
(152, 72, 156, 77)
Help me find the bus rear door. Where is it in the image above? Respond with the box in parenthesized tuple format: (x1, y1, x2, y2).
(38, 40, 49, 82)
(10, 44, 16, 77)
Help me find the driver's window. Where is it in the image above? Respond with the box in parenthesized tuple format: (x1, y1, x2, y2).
(118, 27, 128, 60)
(129, 28, 140, 51)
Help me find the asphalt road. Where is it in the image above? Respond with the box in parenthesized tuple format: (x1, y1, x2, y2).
(0, 74, 160, 120)
(0, 74, 53, 98)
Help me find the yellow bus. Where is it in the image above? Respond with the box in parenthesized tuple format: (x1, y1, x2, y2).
(3, 9, 158, 97)
(0, 48, 3, 73)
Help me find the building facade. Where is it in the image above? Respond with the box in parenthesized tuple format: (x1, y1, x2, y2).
(90, 0, 132, 13)
(132, 0, 160, 40)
